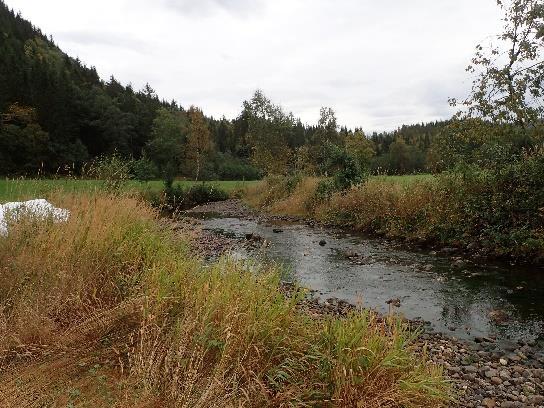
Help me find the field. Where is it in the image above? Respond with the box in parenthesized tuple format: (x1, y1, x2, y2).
(0, 179, 259, 202)
(0, 191, 448, 406)
(371, 174, 434, 185)
(0, 176, 433, 203)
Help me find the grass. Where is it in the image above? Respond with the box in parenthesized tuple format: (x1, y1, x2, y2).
(0, 190, 449, 407)
(244, 170, 544, 261)
(371, 174, 435, 185)
(0, 178, 259, 202)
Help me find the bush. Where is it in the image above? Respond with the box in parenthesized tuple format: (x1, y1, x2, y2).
(217, 159, 261, 181)
(83, 153, 133, 191)
(132, 156, 159, 182)
(215, 152, 262, 180)
(158, 183, 230, 212)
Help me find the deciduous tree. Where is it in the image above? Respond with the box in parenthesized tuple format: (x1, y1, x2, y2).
(186, 106, 213, 181)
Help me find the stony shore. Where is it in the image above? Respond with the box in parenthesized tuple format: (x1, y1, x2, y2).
(175, 199, 544, 408)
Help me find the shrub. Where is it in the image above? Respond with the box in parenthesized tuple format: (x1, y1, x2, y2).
(83, 153, 133, 191)
(132, 156, 159, 182)
(157, 183, 230, 212)
(216, 159, 261, 181)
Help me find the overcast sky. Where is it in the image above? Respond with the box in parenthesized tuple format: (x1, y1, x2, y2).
(7, 0, 503, 131)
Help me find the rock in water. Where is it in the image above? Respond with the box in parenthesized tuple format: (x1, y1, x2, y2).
(488, 309, 510, 325)
(319, 240, 327, 246)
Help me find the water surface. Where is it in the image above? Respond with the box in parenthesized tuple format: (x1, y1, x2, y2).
(199, 215, 544, 346)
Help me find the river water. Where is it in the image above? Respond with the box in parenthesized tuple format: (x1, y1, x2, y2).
(198, 215, 544, 347)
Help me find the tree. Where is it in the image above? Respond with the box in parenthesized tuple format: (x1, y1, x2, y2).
(452, 0, 544, 128)
(308, 107, 342, 173)
(186, 106, 213, 181)
(344, 130, 375, 171)
(244, 90, 294, 175)
(0, 104, 50, 175)
(323, 143, 363, 190)
(145, 108, 187, 188)
(132, 154, 159, 182)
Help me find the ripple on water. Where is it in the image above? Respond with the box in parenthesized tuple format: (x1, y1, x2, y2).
(198, 216, 544, 346)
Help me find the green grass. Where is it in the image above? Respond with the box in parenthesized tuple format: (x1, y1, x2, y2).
(0, 178, 259, 202)
(371, 174, 434, 185)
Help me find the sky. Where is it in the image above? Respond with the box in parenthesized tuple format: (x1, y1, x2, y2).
(7, 0, 503, 131)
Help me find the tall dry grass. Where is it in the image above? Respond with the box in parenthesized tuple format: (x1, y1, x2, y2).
(0, 193, 176, 349)
(314, 178, 445, 240)
(244, 176, 458, 244)
(0, 191, 449, 407)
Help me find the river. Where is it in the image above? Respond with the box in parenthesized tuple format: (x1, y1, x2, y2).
(195, 212, 544, 348)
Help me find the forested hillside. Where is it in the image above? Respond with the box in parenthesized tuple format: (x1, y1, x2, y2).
(0, 1, 170, 173)
(8, 0, 537, 182)
(0, 1, 459, 179)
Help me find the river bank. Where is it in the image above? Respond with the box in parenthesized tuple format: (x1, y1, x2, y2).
(1, 193, 451, 407)
(180, 199, 544, 407)
(242, 175, 544, 265)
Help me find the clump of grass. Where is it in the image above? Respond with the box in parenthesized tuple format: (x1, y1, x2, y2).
(314, 178, 441, 240)
(268, 177, 321, 216)
(132, 257, 448, 406)
(0, 192, 176, 349)
(0, 191, 449, 406)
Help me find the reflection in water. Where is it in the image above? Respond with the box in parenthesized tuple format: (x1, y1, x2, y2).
(200, 216, 544, 344)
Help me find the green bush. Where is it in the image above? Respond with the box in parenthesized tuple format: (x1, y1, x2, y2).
(132, 156, 159, 182)
(83, 153, 133, 192)
(216, 159, 261, 181)
(158, 183, 229, 211)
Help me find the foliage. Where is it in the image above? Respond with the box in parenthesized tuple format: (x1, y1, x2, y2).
(83, 153, 133, 192)
(185, 106, 213, 181)
(144, 108, 187, 188)
(145, 183, 230, 212)
(244, 90, 295, 175)
(214, 152, 262, 180)
(323, 143, 366, 190)
(0, 104, 50, 176)
(451, 0, 544, 128)
(344, 130, 375, 170)
(131, 155, 159, 182)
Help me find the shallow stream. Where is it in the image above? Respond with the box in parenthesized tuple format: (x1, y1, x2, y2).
(198, 214, 544, 347)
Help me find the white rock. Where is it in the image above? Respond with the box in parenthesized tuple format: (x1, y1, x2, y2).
(0, 199, 70, 236)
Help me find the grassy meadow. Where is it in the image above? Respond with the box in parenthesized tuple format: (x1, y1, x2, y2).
(0, 189, 449, 407)
(0, 178, 259, 202)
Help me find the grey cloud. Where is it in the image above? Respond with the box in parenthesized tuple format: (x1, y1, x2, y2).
(161, 0, 264, 17)
(56, 31, 151, 53)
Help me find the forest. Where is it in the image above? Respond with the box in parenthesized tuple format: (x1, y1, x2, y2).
(0, 0, 471, 181)
(2, 0, 544, 261)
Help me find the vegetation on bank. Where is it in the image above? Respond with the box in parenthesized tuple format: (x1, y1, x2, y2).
(245, 151, 544, 263)
(0, 192, 448, 406)
(0, 178, 256, 203)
